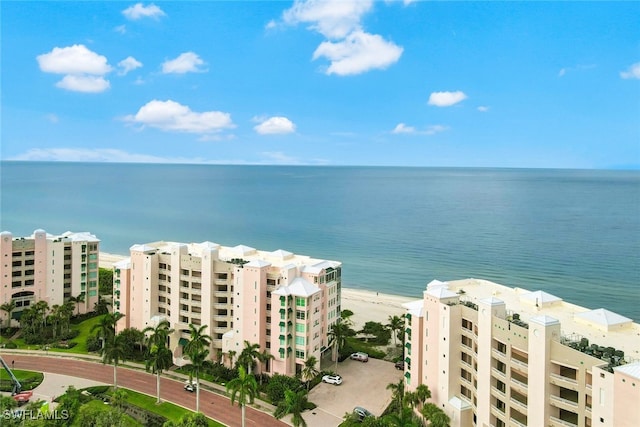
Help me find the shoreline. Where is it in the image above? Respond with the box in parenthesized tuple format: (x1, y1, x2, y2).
(100, 252, 415, 329)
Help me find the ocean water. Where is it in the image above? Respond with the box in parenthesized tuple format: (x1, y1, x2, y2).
(1, 162, 639, 320)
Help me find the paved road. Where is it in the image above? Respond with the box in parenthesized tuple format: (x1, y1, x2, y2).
(8, 354, 286, 427)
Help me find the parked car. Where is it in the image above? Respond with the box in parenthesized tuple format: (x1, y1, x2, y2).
(395, 361, 404, 370)
(354, 406, 373, 420)
(322, 374, 343, 385)
(350, 352, 369, 362)
(184, 381, 197, 392)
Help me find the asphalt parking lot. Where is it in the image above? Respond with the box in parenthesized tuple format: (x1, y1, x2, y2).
(305, 357, 403, 427)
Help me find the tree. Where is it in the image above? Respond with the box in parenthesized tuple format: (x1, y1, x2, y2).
(0, 300, 16, 330)
(227, 350, 237, 368)
(274, 388, 309, 427)
(387, 315, 404, 346)
(300, 356, 319, 390)
(101, 333, 127, 390)
(414, 384, 431, 409)
(184, 324, 211, 357)
(237, 340, 260, 374)
(328, 318, 348, 371)
(98, 268, 114, 295)
(257, 349, 274, 379)
(144, 320, 174, 403)
(386, 379, 405, 413)
(163, 412, 208, 427)
(226, 365, 258, 427)
(91, 312, 123, 349)
(382, 407, 423, 427)
(68, 293, 85, 316)
(422, 403, 450, 427)
(184, 347, 213, 413)
(110, 388, 128, 410)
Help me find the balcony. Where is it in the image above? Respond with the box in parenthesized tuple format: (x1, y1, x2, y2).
(550, 395, 579, 411)
(510, 417, 527, 427)
(510, 377, 528, 394)
(510, 397, 527, 412)
(492, 348, 507, 361)
(491, 386, 506, 399)
(510, 358, 528, 372)
(492, 368, 507, 380)
(549, 416, 578, 427)
(549, 373, 579, 391)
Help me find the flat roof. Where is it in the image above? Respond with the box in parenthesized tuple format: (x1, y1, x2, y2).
(442, 278, 640, 361)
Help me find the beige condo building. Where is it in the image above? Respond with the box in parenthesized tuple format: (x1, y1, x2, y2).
(403, 279, 640, 427)
(0, 229, 100, 323)
(113, 240, 341, 376)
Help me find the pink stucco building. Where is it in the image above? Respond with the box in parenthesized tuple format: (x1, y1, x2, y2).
(113, 241, 341, 376)
(0, 229, 100, 323)
(403, 278, 640, 427)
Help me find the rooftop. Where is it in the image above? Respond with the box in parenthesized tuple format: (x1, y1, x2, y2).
(422, 278, 640, 362)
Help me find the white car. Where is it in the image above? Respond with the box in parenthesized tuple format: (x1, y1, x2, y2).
(322, 374, 343, 385)
(184, 381, 197, 392)
(350, 352, 369, 362)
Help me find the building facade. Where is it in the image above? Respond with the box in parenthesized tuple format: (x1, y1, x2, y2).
(403, 279, 640, 427)
(0, 229, 100, 324)
(113, 241, 341, 376)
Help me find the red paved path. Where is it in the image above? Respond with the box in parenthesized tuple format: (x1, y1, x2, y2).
(10, 354, 286, 427)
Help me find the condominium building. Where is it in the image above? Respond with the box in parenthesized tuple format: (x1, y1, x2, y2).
(403, 278, 640, 427)
(0, 229, 100, 323)
(113, 241, 341, 376)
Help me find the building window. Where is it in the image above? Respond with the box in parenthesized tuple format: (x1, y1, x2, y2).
(295, 336, 305, 345)
(296, 323, 305, 333)
(296, 311, 306, 320)
(295, 297, 305, 307)
(295, 350, 305, 359)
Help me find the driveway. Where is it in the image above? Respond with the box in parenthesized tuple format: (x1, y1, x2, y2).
(305, 357, 403, 427)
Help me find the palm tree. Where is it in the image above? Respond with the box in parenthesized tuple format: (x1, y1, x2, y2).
(145, 341, 173, 403)
(226, 365, 258, 427)
(184, 347, 212, 413)
(387, 315, 404, 346)
(101, 333, 127, 390)
(386, 379, 405, 413)
(382, 407, 422, 427)
(0, 300, 16, 330)
(414, 384, 431, 409)
(300, 356, 319, 390)
(69, 293, 85, 316)
(227, 350, 237, 368)
(422, 403, 450, 427)
(237, 340, 261, 373)
(184, 324, 211, 358)
(91, 312, 123, 349)
(274, 388, 309, 427)
(61, 300, 75, 335)
(143, 319, 173, 347)
(49, 304, 61, 339)
(257, 349, 274, 376)
(328, 318, 348, 372)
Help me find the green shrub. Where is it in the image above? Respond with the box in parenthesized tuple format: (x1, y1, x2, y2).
(266, 374, 302, 405)
(4, 341, 17, 349)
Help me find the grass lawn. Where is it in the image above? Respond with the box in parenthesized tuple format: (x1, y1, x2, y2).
(115, 388, 225, 427)
(0, 369, 44, 391)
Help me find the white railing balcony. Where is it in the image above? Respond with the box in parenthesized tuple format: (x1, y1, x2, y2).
(510, 417, 527, 427)
(549, 416, 578, 427)
(550, 395, 579, 410)
(550, 372, 578, 386)
(511, 358, 528, 370)
(492, 348, 507, 360)
(492, 368, 507, 379)
(510, 397, 527, 411)
(491, 386, 506, 398)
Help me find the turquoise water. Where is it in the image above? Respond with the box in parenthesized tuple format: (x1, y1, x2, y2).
(2, 162, 639, 320)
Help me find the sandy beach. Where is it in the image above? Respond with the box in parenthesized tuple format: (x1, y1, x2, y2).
(100, 252, 416, 330)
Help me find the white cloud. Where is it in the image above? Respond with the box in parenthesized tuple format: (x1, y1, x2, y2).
(620, 62, 640, 80)
(117, 56, 143, 75)
(428, 91, 467, 107)
(125, 100, 234, 134)
(122, 3, 166, 20)
(265, 20, 277, 30)
(37, 44, 111, 75)
(261, 151, 301, 164)
(283, 0, 373, 39)
(477, 106, 490, 112)
(558, 68, 567, 77)
(392, 123, 415, 134)
(162, 52, 206, 74)
(313, 30, 403, 76)
(114, 25, 127, 34)
(55, 75, 110, 93)
(424, 125, 448, 135)
(392, 123, 448, 135)
(254, 116, 296, 135)
(45, 114, 59, 124)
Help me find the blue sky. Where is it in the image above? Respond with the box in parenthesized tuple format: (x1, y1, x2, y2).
(1, 1, 639, 168)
